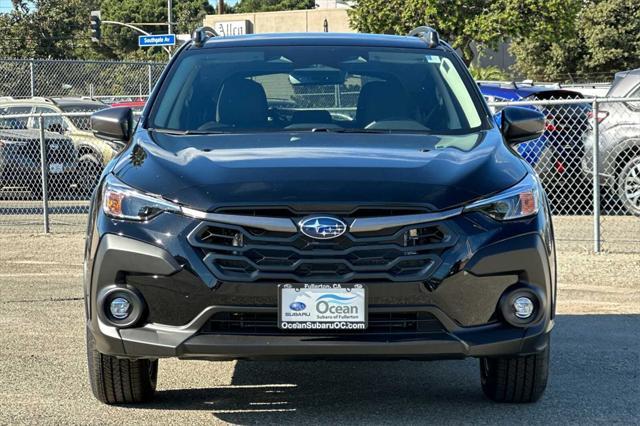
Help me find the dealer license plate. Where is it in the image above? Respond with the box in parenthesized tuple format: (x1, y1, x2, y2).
(278, 283, 367, 330)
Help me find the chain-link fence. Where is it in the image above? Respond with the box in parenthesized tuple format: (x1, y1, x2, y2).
(0, 58, 166, 99)
(1, 98, 639, 253)
(0, 112, 98, 233)
(486, 96, 640, 253)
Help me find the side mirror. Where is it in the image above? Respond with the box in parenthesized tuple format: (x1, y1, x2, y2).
(501, 106, 545, 145)
(91, 107, 133, 142)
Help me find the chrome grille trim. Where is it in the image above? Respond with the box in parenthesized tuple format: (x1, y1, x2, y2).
(181, 207, 297, 233)
(180, 206, 462, 233)
(349, 208, 463, 233)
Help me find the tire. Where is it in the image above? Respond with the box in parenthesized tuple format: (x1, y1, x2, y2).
(86, 329, 158, 404)
(76, 153, 103, 198)
(617, 155, 640, 216)
(480, 341, 549, 403)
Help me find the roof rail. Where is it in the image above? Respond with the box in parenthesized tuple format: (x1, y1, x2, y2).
(191, 26, 219, 48)
(408, 26, 440, 48)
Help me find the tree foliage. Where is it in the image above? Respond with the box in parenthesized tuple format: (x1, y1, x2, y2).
(0, 0, 99, 59)
(348, 0, 568, 65)
(234, 0, 315, 13)
(0, 0, 214, 61)
(97, 0, 213, 60)
(468, 64, 508, 81)
(511, 0, 640, 80)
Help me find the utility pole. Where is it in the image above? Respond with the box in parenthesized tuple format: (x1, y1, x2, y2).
(167, 0, 173, 34)
(218, 0, 224, 14)
(167, 0, 173, 58)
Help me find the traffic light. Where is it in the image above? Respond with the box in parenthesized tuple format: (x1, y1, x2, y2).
(90, 11, 101, 43)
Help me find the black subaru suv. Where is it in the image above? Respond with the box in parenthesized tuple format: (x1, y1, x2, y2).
(85, 28, 555, 404)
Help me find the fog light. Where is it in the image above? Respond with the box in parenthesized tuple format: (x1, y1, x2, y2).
(513, 296, 534, 319)
(109, 297, 131, 319)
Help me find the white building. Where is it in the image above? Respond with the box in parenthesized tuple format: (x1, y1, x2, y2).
(314, 0, 353, 9)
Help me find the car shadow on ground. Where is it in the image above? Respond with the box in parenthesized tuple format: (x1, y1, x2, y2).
(148, 314, 640, 424)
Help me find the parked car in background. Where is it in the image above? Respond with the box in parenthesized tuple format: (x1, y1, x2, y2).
(0, 127, 77, 197)
(110, 100, 146, 113)
(583, 69, 640, 216)
(0, 97, 121, 195)
(479, 83, 592, 212)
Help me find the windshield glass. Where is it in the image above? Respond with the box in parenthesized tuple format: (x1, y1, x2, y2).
(149, 46, 488, 134)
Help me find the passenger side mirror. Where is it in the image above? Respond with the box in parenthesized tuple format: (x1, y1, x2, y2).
(91, 107, 133, 142)
(500, 106, 545, 145)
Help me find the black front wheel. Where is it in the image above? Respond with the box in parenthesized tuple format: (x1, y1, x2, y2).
(86, 330, 158, 404)
(76, 153, 103, 197)
(480, 341, 550, 403)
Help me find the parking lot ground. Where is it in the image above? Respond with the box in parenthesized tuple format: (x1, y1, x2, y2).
(1, 227, 639, 425)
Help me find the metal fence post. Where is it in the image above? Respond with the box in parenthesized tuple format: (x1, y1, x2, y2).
(30, 60, 35, 97)
(38, 115, 50, 233)
(592, 99, 601, 253)
(148, 64, 153, 95)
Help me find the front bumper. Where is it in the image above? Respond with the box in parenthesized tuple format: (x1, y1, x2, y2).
(90, 304, 551, 361)
(85, 206, 556, 361)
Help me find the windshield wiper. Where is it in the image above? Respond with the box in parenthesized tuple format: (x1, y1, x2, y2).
(310, 128, 389, 134)
(149, 128, 228, 135)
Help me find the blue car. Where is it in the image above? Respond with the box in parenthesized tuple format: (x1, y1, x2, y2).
(479, 83, 591, 211)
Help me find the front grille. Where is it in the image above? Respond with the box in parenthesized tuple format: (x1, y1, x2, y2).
(188, 212, 457, 283)
(201, 311, 445, 335)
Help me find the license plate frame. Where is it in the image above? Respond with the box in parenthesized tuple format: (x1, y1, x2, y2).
(278, 283, 367, 331)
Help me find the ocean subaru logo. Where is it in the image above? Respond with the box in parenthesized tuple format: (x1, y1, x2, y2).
(299, 217, 347, 240)
(289, 301, 306, 311)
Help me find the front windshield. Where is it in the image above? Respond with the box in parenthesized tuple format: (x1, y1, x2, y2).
(149, 46, 488, 134)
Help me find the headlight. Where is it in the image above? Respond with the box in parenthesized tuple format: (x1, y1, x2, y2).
(102, 174, 180, 221)
(464, 174, 540, 221)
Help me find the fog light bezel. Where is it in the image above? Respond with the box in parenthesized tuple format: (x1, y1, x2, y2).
(499, 286, 545, 327)
(97, 285, 146, 328)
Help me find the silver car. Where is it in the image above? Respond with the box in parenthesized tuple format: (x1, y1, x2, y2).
(583, 69, 640, 215)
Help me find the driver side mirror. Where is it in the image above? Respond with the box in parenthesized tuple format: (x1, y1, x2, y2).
(500, 106, 545, 145)
(91, 107, 133, 142)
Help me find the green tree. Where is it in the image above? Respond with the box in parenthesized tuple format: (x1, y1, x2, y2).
(98, 0, 213, 60)
(0, 0, 215, 61)
(511, 0, 640, 81)
(348, 0, 565, 65)
(579, 0, 640, 76)
(468, 65, 508, 81)
(0, 0, 98, 59)
(234, 0, 314, 13)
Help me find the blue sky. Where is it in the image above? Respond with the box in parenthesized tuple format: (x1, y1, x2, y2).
(210, 0, 240, 5)
(0, 0, 13, 12)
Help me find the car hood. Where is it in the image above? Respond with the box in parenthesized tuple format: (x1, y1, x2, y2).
(113, 129, 526, 212)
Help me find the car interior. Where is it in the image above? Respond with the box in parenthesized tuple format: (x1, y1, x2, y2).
(150, 47, 486, 134)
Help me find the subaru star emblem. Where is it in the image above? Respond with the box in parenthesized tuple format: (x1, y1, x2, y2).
(299, 216, 347, 240)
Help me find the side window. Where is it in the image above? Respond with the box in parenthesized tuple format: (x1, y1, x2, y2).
(0, 106, 31, 129)
(33, 107, 68, 133)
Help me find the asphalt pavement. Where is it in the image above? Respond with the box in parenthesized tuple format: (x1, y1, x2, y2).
(0, 233, 639, 425)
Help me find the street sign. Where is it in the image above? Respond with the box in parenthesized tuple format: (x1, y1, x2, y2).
(138, 34, 176, 47)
